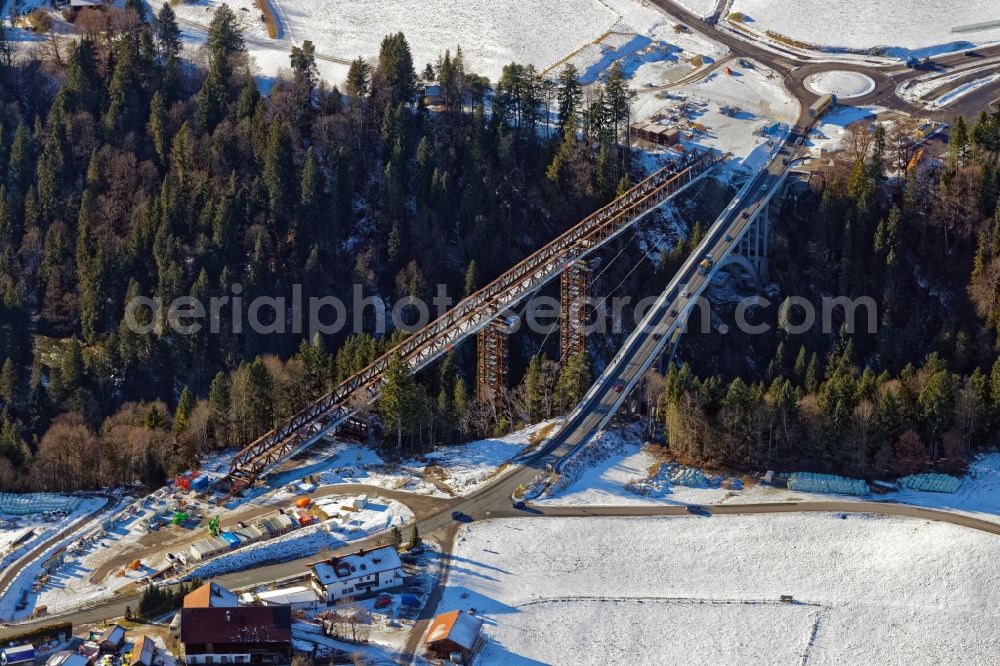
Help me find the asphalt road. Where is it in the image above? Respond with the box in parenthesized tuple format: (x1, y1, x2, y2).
(649, 0, 1000, 122)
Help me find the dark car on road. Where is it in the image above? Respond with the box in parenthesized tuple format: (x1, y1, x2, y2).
(451, 511, 473, 523)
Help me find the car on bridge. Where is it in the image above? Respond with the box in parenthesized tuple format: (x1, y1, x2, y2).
(614, 383, 625, 394)
(698, 255, 714, 276)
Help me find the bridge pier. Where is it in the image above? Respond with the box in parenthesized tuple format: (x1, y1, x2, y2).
(560, 260, 593, 361)
(477, 316, 518, 402)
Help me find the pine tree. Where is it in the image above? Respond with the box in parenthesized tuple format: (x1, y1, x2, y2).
(208, 371, 231, 445)
(409, 524, 421, 548)
(949, 116, 969, 168)
(554, 353, 591, 413)
(380, 352, 420, 454)
(174, 386, 195, 437)
(375, 33, 417, 106)
(207, 3, 244, 78)
(64, 38, 101, 115)
(556, 64, 582, 135)
(0, 358, 21, 407)
(104, 39, 136, 140)
(299, 146, 323, 242)
(604, 61, 630, 145)
(524, 354, 544, 423)
(76, 191, 104, 342)
(155, 3, 181, 59)
(463, 260, 478, 297)
(195, 69, 226, 132)
(264, 115, 294, 226)
(805, 352, 820, 394)
(149, 90, 169, 164)
(6, 123, 33, 201)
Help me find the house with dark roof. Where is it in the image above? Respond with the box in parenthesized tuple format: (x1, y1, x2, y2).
(179, 606, 292, 665)
(308, 545, 403, 603)
(182, 581, 238, 609)
(425, 610, 484, 661)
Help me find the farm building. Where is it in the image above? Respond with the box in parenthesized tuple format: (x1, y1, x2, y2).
(631, 123, 681, 147)
(183, 581, 239, 609)
(425, 610, 484, 661)
(179, 607, 292, 665)
(309, 545, 403, 603)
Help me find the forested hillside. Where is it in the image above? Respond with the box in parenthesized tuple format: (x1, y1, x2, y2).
(0, 3, 630, 490)
(651, 116, 1000, 477)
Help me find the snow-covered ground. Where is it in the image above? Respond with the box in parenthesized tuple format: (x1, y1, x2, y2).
(437, 514, 1000, 665)
(403, 420, 558, 495)
(729, 0, 1000, 58)
(630, 59, 798, 174)
(538, 429, 1000, 525)
(672, 0, 719, 19)
(805, 104, 881, 155)
(0, 497, 110, 621)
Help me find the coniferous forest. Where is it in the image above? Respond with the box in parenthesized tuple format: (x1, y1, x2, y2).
(0, 2, 998, 491)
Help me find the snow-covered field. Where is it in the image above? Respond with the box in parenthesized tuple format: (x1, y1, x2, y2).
(143, 0, 732, 90)
(279, 0, 619, 81)
(438, 515, 1000, 665)
(729, 0, 1000, 57)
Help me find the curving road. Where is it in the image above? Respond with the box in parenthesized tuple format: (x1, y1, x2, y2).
(648, 0, 1000, 121)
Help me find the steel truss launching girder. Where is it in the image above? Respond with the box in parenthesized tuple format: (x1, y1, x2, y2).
(220, 151, 723, 498)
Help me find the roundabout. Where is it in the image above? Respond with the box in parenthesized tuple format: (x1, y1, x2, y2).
(804, 70, 877, 99)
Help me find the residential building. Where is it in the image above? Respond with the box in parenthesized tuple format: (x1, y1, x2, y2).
(45, 652, 89, 666)
(97, 625, 126, 652)
(425, 610, 484, 661)
(179, 607, 292, 665)
(129, 636, 156, 666)
(183, 581, 239, 609)
(309, 545, 403, 603)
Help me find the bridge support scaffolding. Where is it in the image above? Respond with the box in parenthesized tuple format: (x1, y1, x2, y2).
(560, 260, 592, 361)
(477, 322, 511, 402)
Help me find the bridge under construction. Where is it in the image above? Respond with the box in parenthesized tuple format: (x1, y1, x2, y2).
(219, 150, 723, 499)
